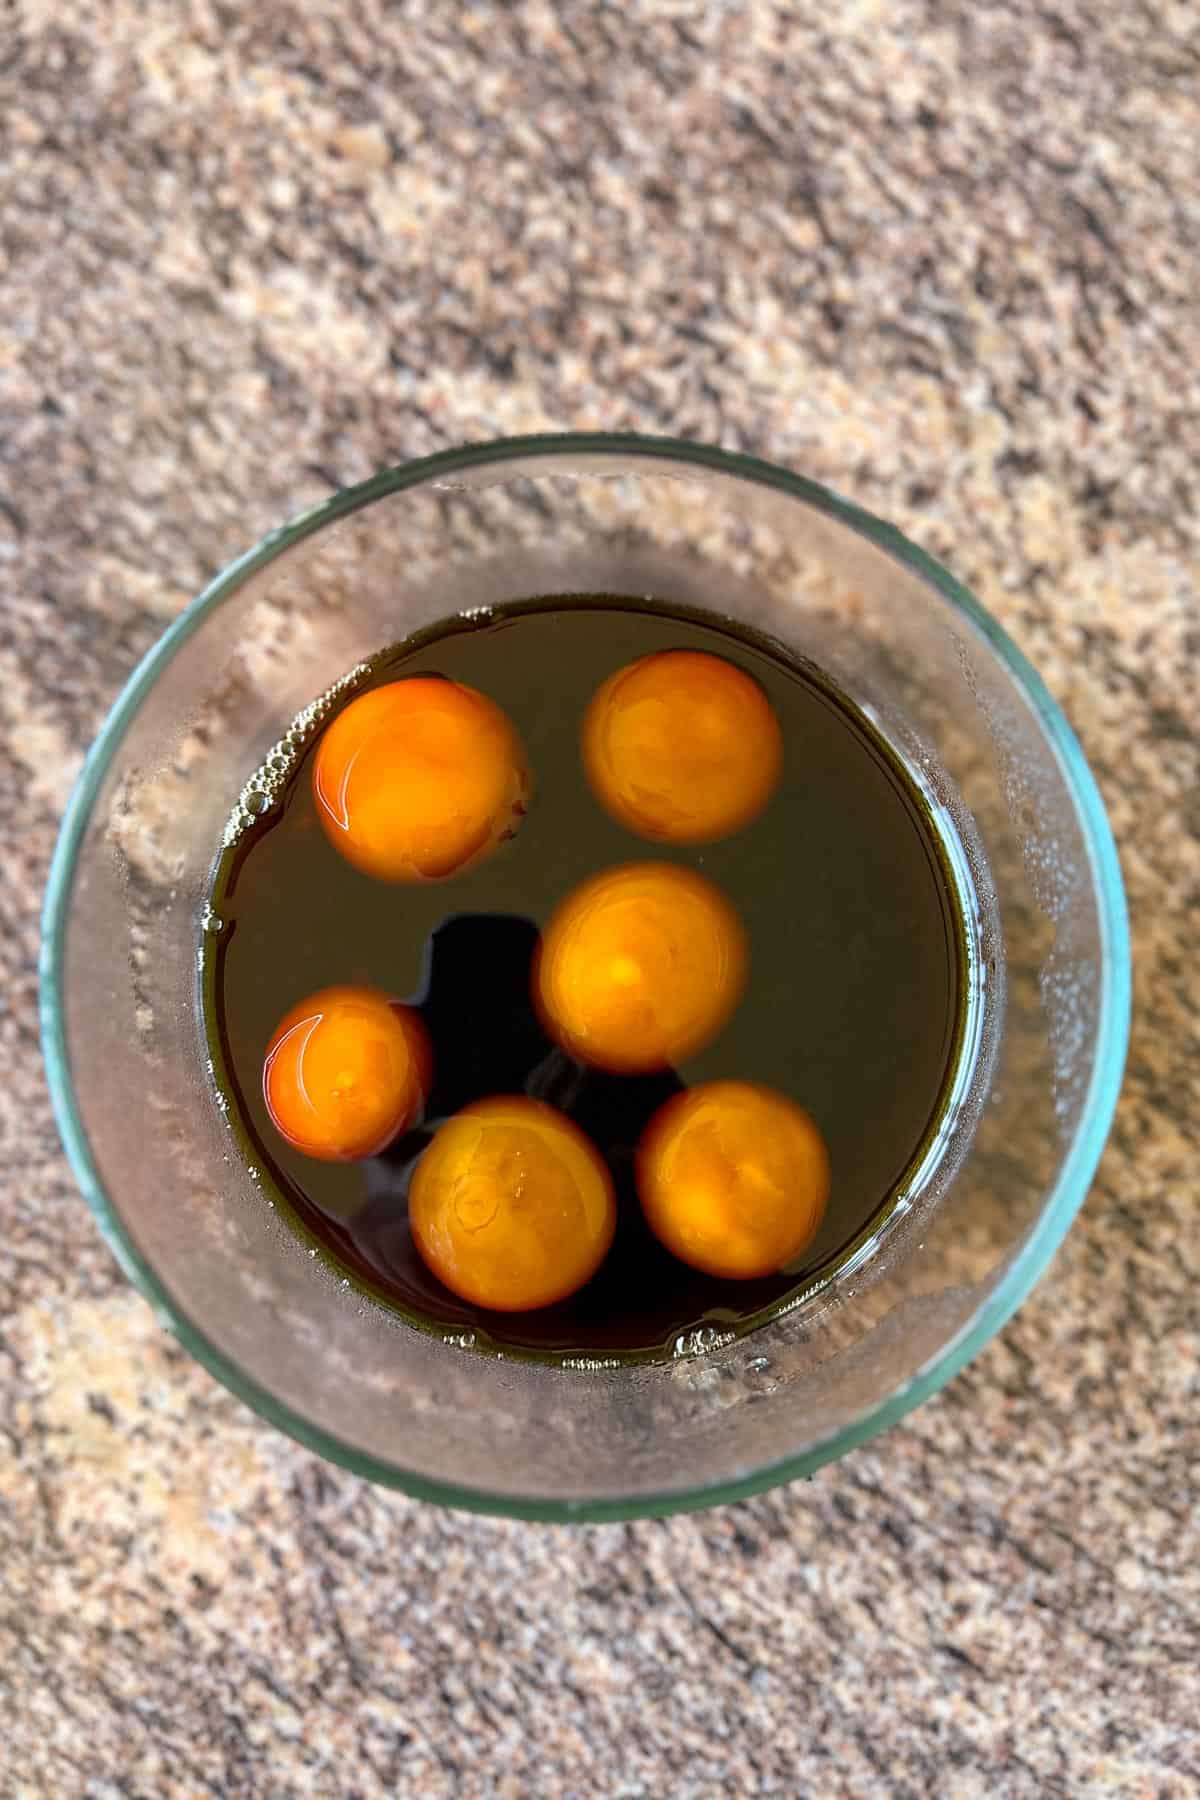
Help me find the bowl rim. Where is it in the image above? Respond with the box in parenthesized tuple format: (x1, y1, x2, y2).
(39, 432, 1131, 1522)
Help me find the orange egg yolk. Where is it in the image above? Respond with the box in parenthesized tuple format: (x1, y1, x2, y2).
(313, 677, 529, 882)
(263, 986, 431, 1162)
(409, 1097, 616, 1312)
(582, 649, 782, 844)
(533, 862, 747, 1075)
(637, 1080, 831, 1279)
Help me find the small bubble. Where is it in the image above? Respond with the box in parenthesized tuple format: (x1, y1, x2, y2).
(201, 907, 224, 934)
(246, 790, 271, 816)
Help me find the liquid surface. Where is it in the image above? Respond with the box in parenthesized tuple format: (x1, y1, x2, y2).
(204, 599, 968, 1361)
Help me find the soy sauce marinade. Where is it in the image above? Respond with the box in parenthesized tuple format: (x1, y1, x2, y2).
(203, 599, 969, 1362)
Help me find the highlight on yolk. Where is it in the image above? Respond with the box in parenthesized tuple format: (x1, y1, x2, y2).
(533, 861, 747, 1075)
(582, 649, 782, 844)
(409, 1097, 616, 1312)
(263, 985, 432, 1163)
(313, 677, 530, 882)
(637, 1080, 831, 1280)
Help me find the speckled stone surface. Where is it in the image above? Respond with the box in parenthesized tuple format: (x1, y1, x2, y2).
(1, 2, 1197, 1794)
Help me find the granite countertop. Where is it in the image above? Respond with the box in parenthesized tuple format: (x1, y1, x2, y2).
(2, 2, 1197, 1794)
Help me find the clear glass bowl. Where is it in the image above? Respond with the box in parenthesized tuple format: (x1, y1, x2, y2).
(40, 436, 1130, 1520)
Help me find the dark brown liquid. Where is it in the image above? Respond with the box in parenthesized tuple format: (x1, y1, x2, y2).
(203, 600, 969, 1362)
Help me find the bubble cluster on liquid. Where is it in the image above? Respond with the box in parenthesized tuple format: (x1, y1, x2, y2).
(221, 660, 370, 849)
(672, 1324, 735, 1359)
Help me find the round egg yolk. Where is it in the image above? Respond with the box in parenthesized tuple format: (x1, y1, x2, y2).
(637, 1081, 831, 1279)
(533, 862, 747, 1074)
(582, 650, 782, 844)
(409, 1097, 616, 1312)
(263, 986, 432, 1162)
(313, 677, 529, 882)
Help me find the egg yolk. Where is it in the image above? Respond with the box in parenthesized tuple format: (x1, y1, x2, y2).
(263, 985, 432, 1162)
(582, 650, 782, 844)
(637, 1081, 831, 1279)
(409, 1097, 616, 1312)
(533, 862, 747, 1074)
(313, 677, 530, 882)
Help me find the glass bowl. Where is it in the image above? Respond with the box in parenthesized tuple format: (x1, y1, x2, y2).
(40, 435, 1130, 1520)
